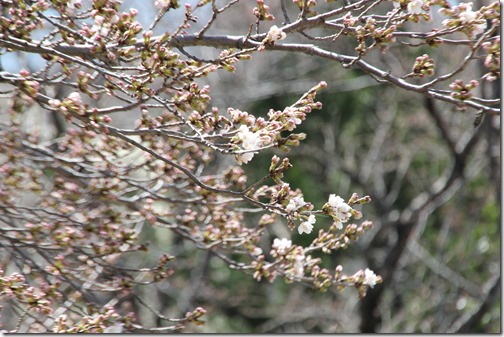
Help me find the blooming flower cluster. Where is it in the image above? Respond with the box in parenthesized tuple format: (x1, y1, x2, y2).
(283, 193, 317, 235)
(286, 196, 307, 213)
(53, 306, 122, 333)
(407, 0, 426, 15)
(282, 192, 363, 237)
(459, 3, 480, 23)
(235, 125, 265, 165)
(457, 3, 487, 36)
(440, 2, 488, 38)
(327, 194, 353, 229)
(229, 82, 325, 164)
(271, 238, 292, 256)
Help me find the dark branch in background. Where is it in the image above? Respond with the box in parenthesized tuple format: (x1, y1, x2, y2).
(449, 275, 501, 333)
(358, 96, 486, 332)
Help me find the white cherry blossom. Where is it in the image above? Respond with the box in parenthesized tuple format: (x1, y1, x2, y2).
(272, 238, 292, 255)
(457, 3, 487, 36)
(67, 92, 83, 105)
(472, 21, 487, 36)
(363, 268, 379, 288)
(407, 0, 424, 14)
(335, 220, 343, 230)
(266, 25, 286, 42)
(155, 0, 172, 8)
(286, 196, 307, 213)
(298, 215, 316, 235)
(236, 125, 263, 165)
(459, 3, 477, 23)
(328, 194, 352, 222)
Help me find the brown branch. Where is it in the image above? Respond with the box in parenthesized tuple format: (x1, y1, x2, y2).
(1, 28, 499, 114)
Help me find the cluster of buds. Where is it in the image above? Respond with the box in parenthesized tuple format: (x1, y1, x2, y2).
(0, 1, 48, 39)
(337, 267, 383, 298)
(354, 18, 397, 54)
(217, 49, 245, 73)
(152, 254, 176, 282)
(174, 83, 211, 116)
(252, 255, 277, 282)
(253, 0, 275, 21)
(141, 44, 184, 76)
(69, 5, 141, 51)
(449, 79, 479, 101)
(52, 306, 122, 333)
(312, 219, 374, 253)
(184, 307, 207, 326)
(76, 71, 99, 98)
(230, 83, 324, 165)
(292, 0, 318, 16)
(268, 242, 320, 282)
(0, 270, 54, 315)
(342, 12, 358, 27)
(20, 80, 40, 100)
(49, 92, 87, 118)
(482, 37, 500, 80)
(410, 54, 436, 78)
(372, 25, 397, 45)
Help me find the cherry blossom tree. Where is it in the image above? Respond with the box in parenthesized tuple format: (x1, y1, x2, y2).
(0, 0, 499, 333)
